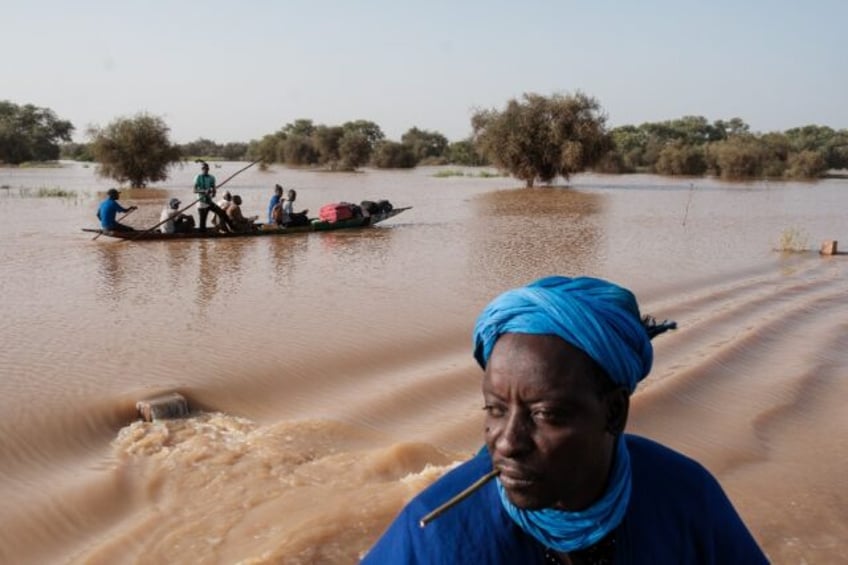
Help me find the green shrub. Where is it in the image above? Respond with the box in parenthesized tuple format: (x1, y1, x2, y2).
(446, 139, 488, 166)
(784, 150, 828, 179)
(0, 101, 74, 164)
(654, 141, 707, 176)
(707, 136, 766, 179)
(371, 141, 416, 168)
(432, 169, 465, 178)
(472, 92, 611, 187)
(283, 135, 319, 166)
(88, 113, 181, 187)
(17, 186, 76, 198)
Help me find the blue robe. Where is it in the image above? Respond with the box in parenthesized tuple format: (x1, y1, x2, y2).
(362, 435, 768, 564)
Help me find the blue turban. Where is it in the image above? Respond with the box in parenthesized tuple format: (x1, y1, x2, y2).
(473, 276, 653, 393)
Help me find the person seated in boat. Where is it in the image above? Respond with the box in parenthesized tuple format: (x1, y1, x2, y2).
(96, 188, 137, 232)
(211, 190, 233, 231)
(159, 198, 195, 234)
(270, 195, 284, 226)
(270, 188, 309, 227)
(227, 194, 259, 232)
(282, 188, 310, 227)
(362, 276, 767, 565)
(268, 184, 284, 224)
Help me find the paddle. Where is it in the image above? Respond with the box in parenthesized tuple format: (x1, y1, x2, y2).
(123, 158, 263, 242)
(92, 206, 138, 240)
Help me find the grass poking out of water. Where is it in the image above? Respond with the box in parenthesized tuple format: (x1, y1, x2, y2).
(18, 187, 77, 199)
(17, 161, 63, 169)
(777, 227, 809, 252)
(432, 169, 502, 178)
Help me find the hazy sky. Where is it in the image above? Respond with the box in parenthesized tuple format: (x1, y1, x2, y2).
(5, 0, 846, 144)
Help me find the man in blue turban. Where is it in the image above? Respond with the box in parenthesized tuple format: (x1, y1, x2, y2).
(363, 276, 768, 564)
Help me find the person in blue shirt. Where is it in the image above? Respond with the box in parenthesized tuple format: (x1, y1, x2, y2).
(96, 188, 137, 232)
(268, 184, 284, 224)
(362, 276, 769, 564)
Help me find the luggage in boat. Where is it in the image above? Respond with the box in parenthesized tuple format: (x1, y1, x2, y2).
(319, 202, 356, 223)
(360, 199, 393, 215)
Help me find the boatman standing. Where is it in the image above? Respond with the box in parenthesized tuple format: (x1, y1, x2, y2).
(194, 162, 233, 232)
(96, 188, 137, 232)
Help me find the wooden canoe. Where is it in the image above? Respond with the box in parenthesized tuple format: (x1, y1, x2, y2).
(84, 207, 411, 241)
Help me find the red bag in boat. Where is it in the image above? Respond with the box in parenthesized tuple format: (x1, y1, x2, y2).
(319, 202, 355, 223)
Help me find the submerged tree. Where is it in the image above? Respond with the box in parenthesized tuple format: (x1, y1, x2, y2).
(0, 101, 74, 164)
(88, 113, 181, 187)
(59, 141, 94, 162)
(371, 141, 417, 168)
(338, 132, 372, 169)
(471, 92, 611, 187)
(446, 139, 488, 166)
(312, 125, 345, 167)
(654, 140, 708, 176)
(785, 150, 828, 179)
(401, 127, 449, 163)
(706, 135, 768, 179)
(342, 120, 385, 150)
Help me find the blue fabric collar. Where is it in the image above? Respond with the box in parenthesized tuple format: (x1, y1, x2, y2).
(497, 436, 631, 553)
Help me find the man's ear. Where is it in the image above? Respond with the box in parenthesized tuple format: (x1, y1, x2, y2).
(605, 387, 629, 435)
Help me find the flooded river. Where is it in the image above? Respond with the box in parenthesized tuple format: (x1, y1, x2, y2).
(0, 162, 845, 563)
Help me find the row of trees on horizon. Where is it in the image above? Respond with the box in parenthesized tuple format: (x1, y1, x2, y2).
(2, 96, 847, 187)
(59, 119, 485, 171)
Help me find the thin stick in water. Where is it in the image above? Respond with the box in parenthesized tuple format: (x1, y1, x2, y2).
(419, 469, 499, 528)
(682, 182, 695, 226)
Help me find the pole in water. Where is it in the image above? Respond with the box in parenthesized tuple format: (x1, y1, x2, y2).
(419, 469, 499, 527)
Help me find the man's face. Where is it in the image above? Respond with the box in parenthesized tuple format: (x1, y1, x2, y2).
(483, 333, 618, 511)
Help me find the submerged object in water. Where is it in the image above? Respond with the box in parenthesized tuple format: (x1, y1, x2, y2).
(136, 392, 190, 422)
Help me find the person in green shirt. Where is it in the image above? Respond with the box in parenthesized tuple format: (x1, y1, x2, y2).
(193, 162, 233, 232)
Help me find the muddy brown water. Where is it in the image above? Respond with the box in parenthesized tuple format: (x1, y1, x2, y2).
(1, 162, 846, 563)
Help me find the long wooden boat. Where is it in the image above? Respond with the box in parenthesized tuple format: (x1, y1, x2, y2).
(83, 207, 411, 241)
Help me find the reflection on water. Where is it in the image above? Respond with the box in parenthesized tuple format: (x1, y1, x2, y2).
(164, 241, 194, 288)
(470, 188, 605, 290)
(94, 245, 127, 306)
(1, 163, 847, 563)
(268, 234, 308, 288)
(195, 239, 245, 309)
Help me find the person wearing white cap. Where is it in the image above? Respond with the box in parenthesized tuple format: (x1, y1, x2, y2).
(159, 197, 195, 234)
